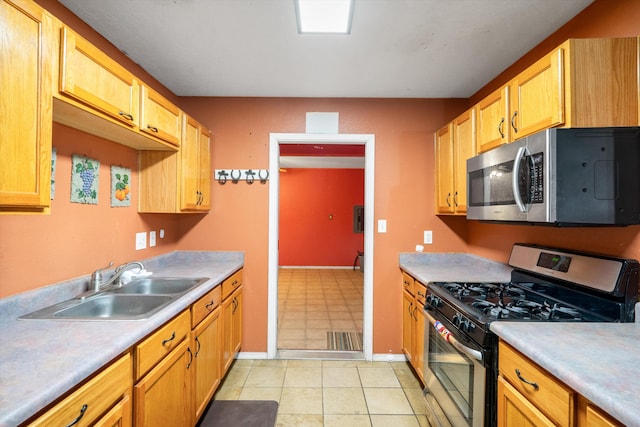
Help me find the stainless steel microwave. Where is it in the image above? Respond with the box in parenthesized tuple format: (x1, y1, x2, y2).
(466, 127, 640, 225)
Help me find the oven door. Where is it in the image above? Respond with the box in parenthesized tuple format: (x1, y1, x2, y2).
(422, 309, 487, 427)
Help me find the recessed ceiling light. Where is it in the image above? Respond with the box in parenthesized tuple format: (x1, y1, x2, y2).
(295, 0, 354, 34)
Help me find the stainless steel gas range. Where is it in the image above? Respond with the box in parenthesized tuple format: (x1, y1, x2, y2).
(422, 244, 639, 427)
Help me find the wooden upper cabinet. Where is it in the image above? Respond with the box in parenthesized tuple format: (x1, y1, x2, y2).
(435, 109, 476, 215)
(140, 85, 182, 147)
(138, 114, 211, 213)
(435, 123, 454, 214)
(0, 0, 53, 210)
(181, 116, 210, 211)
(452, 109, 476, 214)
(59, 27, 139, 128)
(475, 86, 509, 153)
(509, 47, 564, 140)
(563, 37, 638, 127)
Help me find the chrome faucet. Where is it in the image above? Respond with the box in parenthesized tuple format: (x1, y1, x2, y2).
(90, 261, 145, 291)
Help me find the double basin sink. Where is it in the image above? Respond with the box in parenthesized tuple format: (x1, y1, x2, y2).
(20, 277, 209, 320)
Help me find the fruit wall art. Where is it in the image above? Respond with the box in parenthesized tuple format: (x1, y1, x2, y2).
(71, 154, 99, 204)
(111, 165, 131, 207)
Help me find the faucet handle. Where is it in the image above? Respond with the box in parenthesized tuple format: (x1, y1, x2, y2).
(91, 261, 113, 291)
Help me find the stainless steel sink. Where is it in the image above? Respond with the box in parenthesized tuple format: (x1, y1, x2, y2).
(20, 294, 174, 320)
(108, 277, 208, 295)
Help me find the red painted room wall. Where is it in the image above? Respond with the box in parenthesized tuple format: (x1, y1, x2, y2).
(279, 168, 364, 266)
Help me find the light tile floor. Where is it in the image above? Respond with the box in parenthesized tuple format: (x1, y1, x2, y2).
(213, 359, 430, 426)
(277, 268, 364, 350)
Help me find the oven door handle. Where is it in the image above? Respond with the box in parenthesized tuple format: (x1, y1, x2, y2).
(424, 309, 484, 363)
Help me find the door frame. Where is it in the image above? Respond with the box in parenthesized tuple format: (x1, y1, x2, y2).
(268, 133, 375, 360)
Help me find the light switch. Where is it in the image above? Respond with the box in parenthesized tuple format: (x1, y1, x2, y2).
(149, 231, 157, 247)
(135, 232, 147, 250)
(424, 230, 433, 244)
(378, 219, 387, 233)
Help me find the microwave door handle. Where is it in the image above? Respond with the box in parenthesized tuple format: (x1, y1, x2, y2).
(512, 146, 528, 213)
(423, 309, 483, 362)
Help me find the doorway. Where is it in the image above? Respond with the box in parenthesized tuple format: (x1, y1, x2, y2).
(267, 133, 375, 360)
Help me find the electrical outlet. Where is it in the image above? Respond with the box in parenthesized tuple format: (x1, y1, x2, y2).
(135, 232, 147, 250)
(424, 230, 433, 244)
(149, 231, 157, 247)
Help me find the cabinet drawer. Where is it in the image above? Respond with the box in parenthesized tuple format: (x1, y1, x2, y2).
(402, 271, 414, 295)
(222, 269, 243, 300)
(29, 353, 132, 427)
(499, 341, 574, 426)
(414, 281, 427, 306)
(135, 310, 190, 380)
(191, 285, 222, 327)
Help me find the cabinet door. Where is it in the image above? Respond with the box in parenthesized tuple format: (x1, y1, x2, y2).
(476, 86, 509, 153)
(192, 307, 221, 423)
(93, 392, 132, 427)
(413, 305, 425, 381)
(222, 287, 242, 374)
(509, 47, 564, 140)
(435, 123, 454, 214)
(232, 289, 243, 355)
(577, 396, 623, 427)
(59, 27, 139, 128)
(0, 0, 52, 208)
(181, 115, 202, 210)
(452, 109, 476, 214)
(497, 376, 555, 427)
(140, 85, 182, 147)
(197, 127, 211, 210)
(134, 339, 192, 427)
(402, 290, 413, 362)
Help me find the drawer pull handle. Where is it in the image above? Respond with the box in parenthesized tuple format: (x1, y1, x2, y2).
(511, 111, 518, 133)
(118, 111, 134, 121)
(65, 404, 88, 427)
(515, 368, 539, 390)
(205, 300, 216, 310)
(147, 125, 159, 133)
(498, 117, 505, 139)
(162, 331, 176, 346)
(232, 280, 238, 286)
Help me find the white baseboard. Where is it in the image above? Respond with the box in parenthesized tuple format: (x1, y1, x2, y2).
(238, 351, 407, 362)
(372, 353, 407, 362)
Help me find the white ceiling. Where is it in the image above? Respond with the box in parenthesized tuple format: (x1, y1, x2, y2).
(57, 0, 594, 99)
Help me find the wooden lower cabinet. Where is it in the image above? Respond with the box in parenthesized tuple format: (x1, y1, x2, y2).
(401, 271, 425, 383)
(28, 353, 132, 427)
(497, 376, 555, 427)
(222, 285, 243, 374)
(498, 340, 623, 427)
(192, 289, 222, 423)
(134, 338, 192, 427)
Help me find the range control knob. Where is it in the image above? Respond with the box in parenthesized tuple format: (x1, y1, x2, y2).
(426, 294, 442, 308)
(452, 313, 476, 332)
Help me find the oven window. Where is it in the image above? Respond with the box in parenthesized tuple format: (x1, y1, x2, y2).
(428, 328, 476, 421)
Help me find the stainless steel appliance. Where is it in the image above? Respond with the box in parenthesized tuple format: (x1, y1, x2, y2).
(466, 127, 640, 225)
(422, 244, 639, 427)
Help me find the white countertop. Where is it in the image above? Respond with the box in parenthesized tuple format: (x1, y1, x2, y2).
(0, 251, 244, 427)
(491, 321, 640, 427)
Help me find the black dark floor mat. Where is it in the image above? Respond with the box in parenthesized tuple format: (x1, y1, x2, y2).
(198, 400, 278, 427)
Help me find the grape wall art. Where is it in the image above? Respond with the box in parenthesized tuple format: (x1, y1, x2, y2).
(71, 154, 99, 204)
(111, 165, 131, 207)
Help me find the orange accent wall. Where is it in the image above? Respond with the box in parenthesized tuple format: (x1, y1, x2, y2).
(279, 168, 364, 266)
(0, 123, 180, 298)
(2, 0, 639, 357)
(465, 0, 640, 264)
(177, 97, 470, 353)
